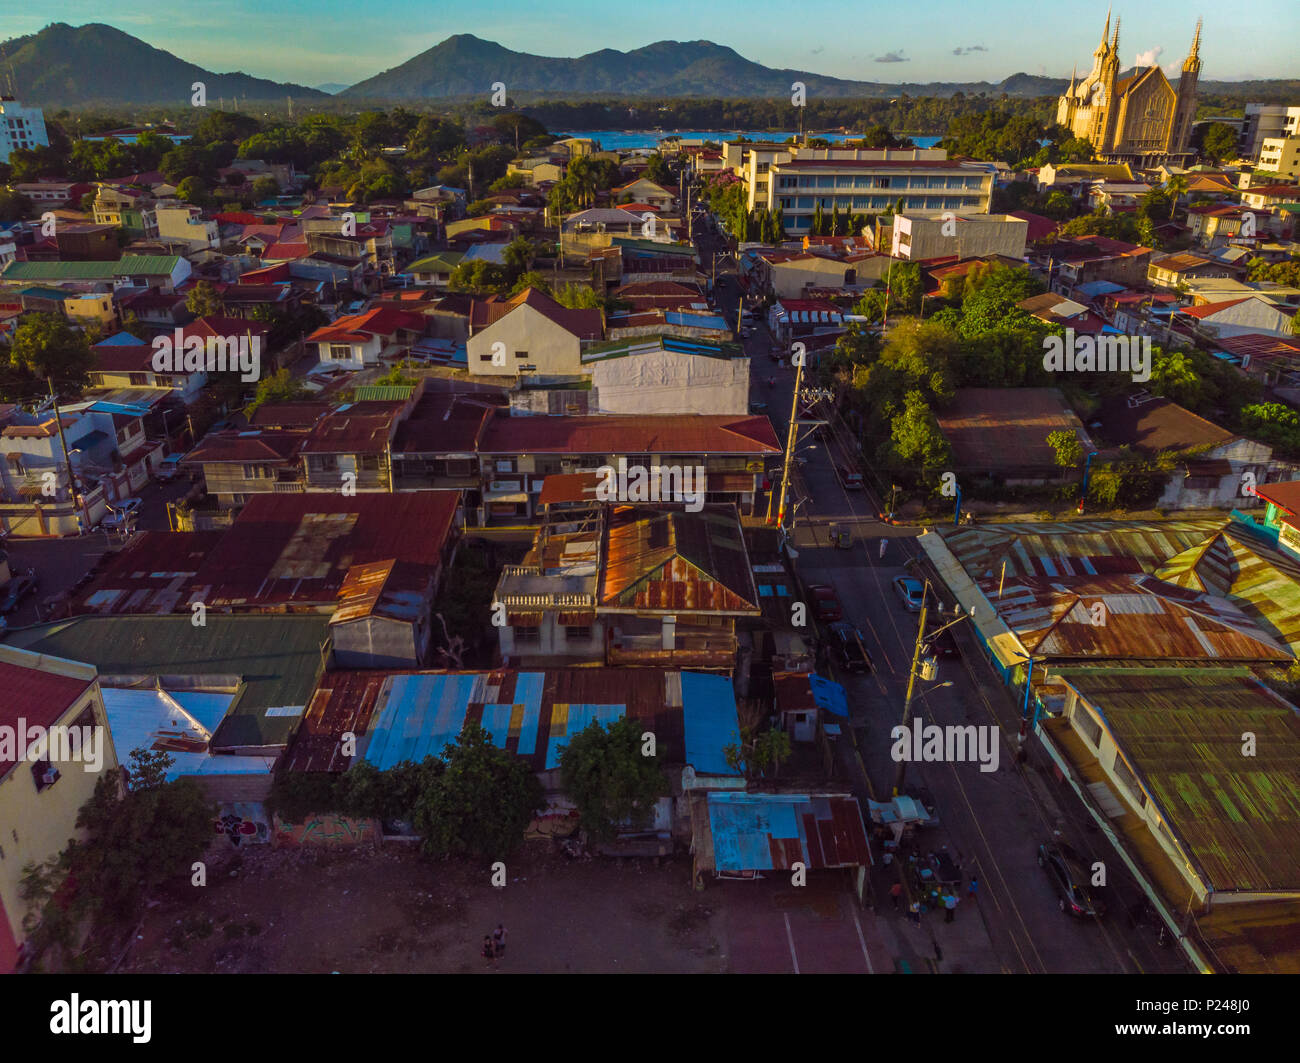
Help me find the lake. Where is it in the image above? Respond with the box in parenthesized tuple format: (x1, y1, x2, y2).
(558, 130, 943, 151)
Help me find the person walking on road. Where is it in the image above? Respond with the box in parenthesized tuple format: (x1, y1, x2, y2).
(890, 882, 902, 909)
(944, 893, 958, 923)
(908, 900, 921, 926)
(967, 875, 978, 902)
(492, 923, 507, 957)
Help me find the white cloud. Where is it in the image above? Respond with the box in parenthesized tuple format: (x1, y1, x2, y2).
(1134, 45, 1164, 68)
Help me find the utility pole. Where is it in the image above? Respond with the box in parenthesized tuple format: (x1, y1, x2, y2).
(893, 589, 931, 796)
(772, 354, 805, 527)
(48, 376, 87, 534)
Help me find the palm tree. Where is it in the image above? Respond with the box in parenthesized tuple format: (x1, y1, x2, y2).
(1165, 174, 1188, 221)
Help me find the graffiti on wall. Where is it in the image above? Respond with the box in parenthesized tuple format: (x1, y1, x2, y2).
(272, 813, 377, 849)
(213, 802, 272, 847)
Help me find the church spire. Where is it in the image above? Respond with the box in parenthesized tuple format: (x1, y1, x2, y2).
(1183, 18, 1203, 74)
(1112, 16, 1121, 54)
(1101, 6, 1111, 48)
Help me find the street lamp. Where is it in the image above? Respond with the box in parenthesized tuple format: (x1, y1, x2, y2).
(953, 483, 963, 526)
(1081, 451, 1100, 503)
(893, 588, 971, 795)
(1013, 650, 1042, 742)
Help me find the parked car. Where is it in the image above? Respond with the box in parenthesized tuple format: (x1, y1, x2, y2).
(100, 497, 142, 532)
(155, 453, 186, 482)
(893, 576, 925, 612)
(749, 400, 768, 413)
(926, 623, 960, 658)
(836, 465, 864, 490)
(1038, 843, 1104, 918)
(807, 584, 843, 623)
(827, 621, 873, 673)
(0, 572, 39, 614)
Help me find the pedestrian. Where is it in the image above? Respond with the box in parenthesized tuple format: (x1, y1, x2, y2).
(481, 935, 496, 964)
(492, 922, 507, 957)
(967, 875, 978, 901)
(890, 882, 902, 909)
(944, 893, 957, 923)
(908, 900, 921, 926)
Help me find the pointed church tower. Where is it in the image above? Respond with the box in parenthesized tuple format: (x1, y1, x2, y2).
(1095, 14, 1122, 153)
(1172, 19, 1203, 154)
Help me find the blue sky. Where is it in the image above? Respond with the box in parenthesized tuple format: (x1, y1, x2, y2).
(9, 1, 1297, 87)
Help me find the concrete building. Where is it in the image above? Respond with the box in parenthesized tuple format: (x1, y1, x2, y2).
(0, 98, 49, 162)
(891, 213, 1028, 262)
(0, 646, 118, 973)
(758, 148, 993, 232)
(1241, 104, 1300, 161)
(1257, 136, 1300, 180)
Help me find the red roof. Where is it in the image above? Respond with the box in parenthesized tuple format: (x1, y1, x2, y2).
(183, 430, 306, 464)
(189, 493, 460, 608)
(1179, 298, 1251, 319)
(308, 307, 426, 344)
(263, 241, 310, 260)
(300, 401, 405, 454)
(0, 659, 93, 780)
(478, 413, 780, 455)
(238, 262, 290, 283)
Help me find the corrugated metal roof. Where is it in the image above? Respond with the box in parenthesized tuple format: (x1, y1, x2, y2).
(1063, 670, 1300, 893)
(601, 508, 760, 615)
(6, 615, 330, 750)
(0, 659, 93, 781)
(289, 668, 740, 776)
(703, 792, 871, 872)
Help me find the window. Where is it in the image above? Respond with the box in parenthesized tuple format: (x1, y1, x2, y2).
(360, 455, 379, 470)
(129, 373, 148, 386)
(315, 455, 339, 472)
(32, 759, 60, 792)
(479, 354, 495, 362)
(514, 350, 528, 360)
(328, 343, 352, 361)
(1111, 750, 1143, 804)
(565, 625, 592, 640)
(1073, 704, 1103, 749)
(514, 625, 540, 643)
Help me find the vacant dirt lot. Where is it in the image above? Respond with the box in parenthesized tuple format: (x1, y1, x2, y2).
(120, 841, 729, 974)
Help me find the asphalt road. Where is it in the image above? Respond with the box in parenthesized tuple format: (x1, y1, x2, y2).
(694, 207, 1186, 974)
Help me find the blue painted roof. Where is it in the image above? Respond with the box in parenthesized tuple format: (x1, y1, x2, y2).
(97, 331, 149, 346)
(1076, 280, 1125, 297)
(807, 674, 849, 717)
(360, 669, 741, 775)
(705, 791, 871, 871)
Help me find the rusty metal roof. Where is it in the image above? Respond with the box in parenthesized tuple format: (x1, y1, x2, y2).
(190, 493, 457, 609)
(70, 531, 224, 616)
(700, 792, 871, 872)
(985, 572, 1292, 663)
(601, 507, 760, 615)
(283, 667, 741, 775)
(0, 658, 94, 781)
(1062, 669, 1300, 893)
(331, 559, 431, 624)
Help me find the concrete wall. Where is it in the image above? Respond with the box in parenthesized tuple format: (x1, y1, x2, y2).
(589, 352, 749, 415)
(468, 305, 582, 378)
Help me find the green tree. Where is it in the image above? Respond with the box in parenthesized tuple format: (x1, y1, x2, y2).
(412, 724, 543, 860)
(1047, 429, 1084, 468)
(185, 280, 225, 318)
(245, 368, 306, 416)
(0, 188, 34, 222)
(250, 176, 280, 201)
(644, 152, 673, 186)
(553, 283, 602, 309)
(1199, 122, 1239, 164)
(1147, 347, 1203, 409)
(723, 727, 792, 781)
(502, 235, 537, 277)
(880, 390, 953, 471)
(558, 717, 666, 842)
(10, 313, 93, 392)
(176, 176, 209, 206)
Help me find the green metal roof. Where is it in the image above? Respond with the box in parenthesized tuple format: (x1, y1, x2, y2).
(19, 286, 75, 301)
(609, 236, 699, 261)
(582, 334, 742, 363)
(352, 384, 416, 401)
(406, 252, 464, 273)
(113, 255, 182, 276)
(1062, 668, 1300, 893)
(2, 260, 116, 281)
(7, 615, 330, 749)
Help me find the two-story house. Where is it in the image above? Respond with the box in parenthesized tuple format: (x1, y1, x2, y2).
(466, 287, 603, 381)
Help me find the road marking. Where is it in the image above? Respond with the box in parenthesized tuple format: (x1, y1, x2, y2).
(783, 911, 800, 974)
(851, 905, 875, 973)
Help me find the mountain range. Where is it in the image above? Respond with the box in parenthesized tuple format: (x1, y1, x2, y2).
(2, 24, 1293, 107)
(1, 23, 327, 106)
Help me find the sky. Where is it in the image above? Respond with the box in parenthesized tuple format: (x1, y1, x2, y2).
(8, 1, 1298, 88)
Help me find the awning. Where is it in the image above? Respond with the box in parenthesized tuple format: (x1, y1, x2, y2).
(558, 611, 596, 626)
(485, 491, 528, 503)
(507, 611, 544, 625)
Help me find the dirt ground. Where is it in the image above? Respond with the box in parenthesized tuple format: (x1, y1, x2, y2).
(119, 840, 730, 974)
